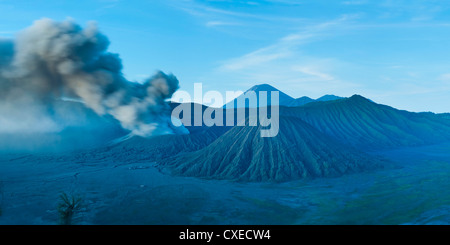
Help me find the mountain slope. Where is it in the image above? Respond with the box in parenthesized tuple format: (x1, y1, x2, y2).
(101, 126, 230, 162)
(24, 102, 232, 164)
(22, 124, 231, 166)
(160, 116, 381, 182)
(281, 95, 450, 149)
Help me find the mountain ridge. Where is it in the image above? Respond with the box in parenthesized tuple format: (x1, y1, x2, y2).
(224, 84, 345, 108)
(281, 94, 450, 149)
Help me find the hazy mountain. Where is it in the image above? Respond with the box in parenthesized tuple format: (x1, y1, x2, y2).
(224, 84, 294, 108)
(281, 95, 450, 149)
(316, 95, 345, 102)
(160, 116, 382, 182)
(287, 95, 344, 108)
(11, 92, 450, 183)
(223, 84, 344, 108)
(61, 103, 233, 163)
(287, 96, 315, 107)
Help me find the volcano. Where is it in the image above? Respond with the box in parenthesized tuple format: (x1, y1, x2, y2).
(224, 84, 294, 108)
(160, 116, 382, 182)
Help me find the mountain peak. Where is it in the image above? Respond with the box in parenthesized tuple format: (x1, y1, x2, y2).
(349, 94, 369, 101)
(224, 83, 294, 108)
(246, 84, 280, 92)
(298, 96, 313, 99)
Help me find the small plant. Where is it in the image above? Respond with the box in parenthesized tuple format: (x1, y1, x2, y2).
(57, 192, 83, 225)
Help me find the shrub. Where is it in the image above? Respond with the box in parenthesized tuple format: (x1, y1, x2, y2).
(57, 192, 83, 225)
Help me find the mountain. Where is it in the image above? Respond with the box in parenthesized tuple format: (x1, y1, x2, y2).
(281, 95, 450, 149)
(287, 95, 344, 107)
(160, 116, 382, 182)
(61, 103, 233, 163)
(20, 124, 231, 166)
(18, 92, 450, 183)
(316, 94, 344, 102)
(223, 84, 346, 109)
(96, 125, 229, 162)
(287, 96, 315, 107)
(439, 113, 450, 120)
(224, 84, 294, 108)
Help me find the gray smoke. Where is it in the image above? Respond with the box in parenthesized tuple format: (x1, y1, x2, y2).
(0, 18, 184, 137)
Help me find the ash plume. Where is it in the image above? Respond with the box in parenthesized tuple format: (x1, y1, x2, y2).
(0, 18, 183, 137)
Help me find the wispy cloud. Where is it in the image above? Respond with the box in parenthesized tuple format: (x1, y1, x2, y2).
(293, 66, 335, 81)
(218, 15, 355, 71)
(97, 0, 121, 9)
(168, 0, 308, 29)
(438, 73, 450, 87)
(259, 0, 304, 5)
(205, 21, 241, 27)
(341, 0, 368, 5)
(208, 15, 362, 98)
(218, 33, 312, 71)
(219, 47, 292, 71)
(0, 31, 15, 35)
(164, 0, 450, 112)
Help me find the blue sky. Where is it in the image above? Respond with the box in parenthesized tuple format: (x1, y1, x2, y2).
(1, 0, 450, 112)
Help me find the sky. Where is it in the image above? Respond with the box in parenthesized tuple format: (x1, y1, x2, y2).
(1, 0, 450, 112)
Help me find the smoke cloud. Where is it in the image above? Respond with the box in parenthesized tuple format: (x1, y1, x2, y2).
(0, 18, 183, 137)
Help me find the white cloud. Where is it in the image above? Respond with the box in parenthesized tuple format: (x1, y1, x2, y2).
(208, 16, 362, 98)
(219, 44, 293, 71)
(438, 73, 450, 81)
(205, 21, 240, 27)
(169, 0, 310, 30)
(218, 16, 353, 72)
(293, 66, 335, 81)
(342, 0, 368, 5)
